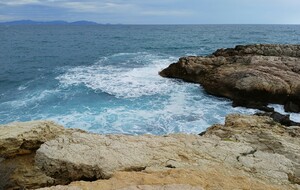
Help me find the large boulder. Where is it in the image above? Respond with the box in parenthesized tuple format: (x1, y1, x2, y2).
(0, 121, 64, 158)
(160, 44, 300, 112)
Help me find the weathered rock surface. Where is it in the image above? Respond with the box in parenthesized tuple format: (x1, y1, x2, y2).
(0, 121, 64, 158)
(1, 114, 300, 189)
(0, 121, 82, 189)
(159, 44, 300, 113)
(203, 114, 300, 184)
(35, 114, 300, 189)
(38, 169, 283, 190)
(0, 153, 56, 190)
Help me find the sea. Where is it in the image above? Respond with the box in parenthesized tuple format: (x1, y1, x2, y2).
(1, 25, 300, 135)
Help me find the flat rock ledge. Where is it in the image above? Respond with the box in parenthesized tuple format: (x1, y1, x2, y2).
(160, 44, 300, 113)
(1, 114, 300, 190)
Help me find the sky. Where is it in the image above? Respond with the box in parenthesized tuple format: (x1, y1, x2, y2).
(0, 0, 300, 24)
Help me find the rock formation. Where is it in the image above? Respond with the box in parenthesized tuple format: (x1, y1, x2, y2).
(0, 121, 82, 189)
(1, 114, 300, 189)
(159, 44, 300, 113)
(0, 121, 64, 158)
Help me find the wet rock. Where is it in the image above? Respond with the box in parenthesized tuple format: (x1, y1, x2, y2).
(160, 44, 300, 113)
(255, 111, 300, 126)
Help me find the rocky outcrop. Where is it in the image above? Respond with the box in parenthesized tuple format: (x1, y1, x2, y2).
(1, 115, 300, 189)
(35, 114, 300, 189)
(38, 169, 284, 190)
(0, 121, 81, 189)
(159, 44, 300, 113)
(0, 153, 56, 190)
(0, 121, 64, 158)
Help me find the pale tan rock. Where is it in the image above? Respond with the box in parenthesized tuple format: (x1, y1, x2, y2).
(2, 114, 300, 190)
(35, 114, 300, 189)
(0, 120, 83, 189)
(119, 185, 203, 190)
(0, 153, 55, 190)
(38, 169, 291, 190)
(0, 121, 65, 158)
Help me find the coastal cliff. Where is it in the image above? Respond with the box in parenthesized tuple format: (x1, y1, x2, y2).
(1, 114, 299, 190)
(160, 44, 300, 113)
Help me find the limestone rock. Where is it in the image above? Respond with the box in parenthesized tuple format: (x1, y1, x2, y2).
(0, 153, 55, 190)
(204, 114, 300, 185)
(0, 120, 82, 189)
(35, 114, 300, 189)
(37, 169, 287, 190)
(1, 114, 300, 189)
(159, 44, 300, 112)
(0, 121, 64, 158)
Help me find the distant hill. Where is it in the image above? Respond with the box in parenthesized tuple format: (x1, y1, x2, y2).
(69, 21, 99, 25)
(0, 20, 100, 25)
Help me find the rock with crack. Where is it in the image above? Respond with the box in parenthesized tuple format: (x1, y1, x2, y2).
(37, 169, 290, 190)
(203, 114, 300, 185)
(1, 114, 300, 189)
(35, 114, 300, 189)
(159, 44, 300, 113)
(0, 153, 56, 190)
(0, 121, 65, 158)
(0, 120, 83, 189)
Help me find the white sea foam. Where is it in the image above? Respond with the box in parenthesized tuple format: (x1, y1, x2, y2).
(57, 53, 178, 98)
(47, 92, 256, 135)
(53, 52, 258, 134)
(269, 104, 300, 122)
(2, 89, 60, 108)
(17, 85, 27, 91)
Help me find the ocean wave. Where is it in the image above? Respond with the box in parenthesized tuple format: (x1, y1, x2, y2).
(47, 85, 257, 135)
(269, 104, 300, 122)
(57, 52, 178, 98)
(51, 52, 259, 134)
(1, 89, 60, 108)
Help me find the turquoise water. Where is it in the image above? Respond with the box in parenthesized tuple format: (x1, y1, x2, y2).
(1, 25, 300, 134)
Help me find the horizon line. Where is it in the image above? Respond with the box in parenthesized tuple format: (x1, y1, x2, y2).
(1, 20, 300, 25)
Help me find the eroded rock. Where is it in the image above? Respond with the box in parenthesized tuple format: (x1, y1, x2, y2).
(38, 169, 287, 190)
(204, 114, 300, 185)
(0, 121, 64, 158)
(0, 153, 55, 190)
(160, 44, 300, 113)
(35, 114, 300, 189)
(1, 114, 300, 189)
(0, 120, 83, 189)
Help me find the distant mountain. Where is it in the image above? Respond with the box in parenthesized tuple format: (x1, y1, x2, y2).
(69, 21, 98, 25)
(0, 20, 99, 25)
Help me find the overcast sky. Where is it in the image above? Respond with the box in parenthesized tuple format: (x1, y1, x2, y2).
(0, 0, 299, 24)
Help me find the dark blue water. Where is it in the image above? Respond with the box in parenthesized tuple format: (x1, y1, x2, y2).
(1, 25, 300, 134)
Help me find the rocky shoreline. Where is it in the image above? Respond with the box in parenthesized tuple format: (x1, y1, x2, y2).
(1, 44, 300, 190)
(160, 44, 300, 113)
(0, 114, 300, 190)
